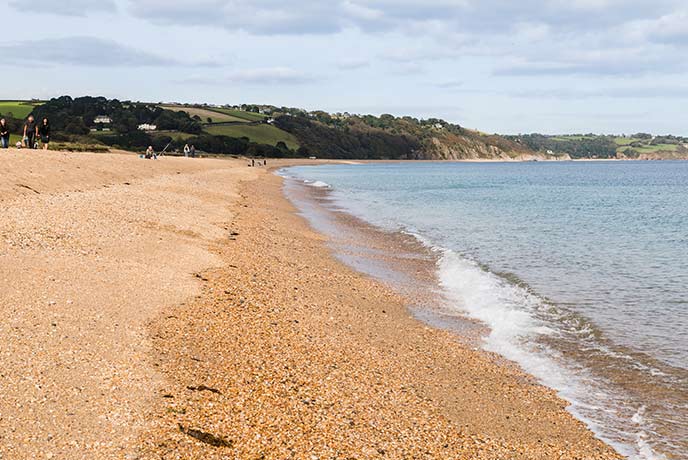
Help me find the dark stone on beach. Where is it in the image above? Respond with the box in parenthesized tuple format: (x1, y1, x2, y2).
(186, 385, 222, 395)
(178, 424, 233, 448)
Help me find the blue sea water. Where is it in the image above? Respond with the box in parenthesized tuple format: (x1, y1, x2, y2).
(281, 161, 688, 460)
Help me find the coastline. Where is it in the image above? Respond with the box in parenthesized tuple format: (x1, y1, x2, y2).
(0, 151, 622, 459)
(138, 163, 621, 459)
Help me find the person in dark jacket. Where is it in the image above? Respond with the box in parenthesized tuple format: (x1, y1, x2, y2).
(23, 115, 37, 149)
(0, 118, 9, 148)
(38, 118, 51, 150)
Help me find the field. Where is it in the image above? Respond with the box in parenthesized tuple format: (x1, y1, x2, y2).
(633, 143, 678, 153)
(211, 108, 267, 122)
(550, 135, 595, 141)
(160, 105, 269, 124)
(0, 101, 40, 119)
(161, 105, 248, 123)
(613, 137, 637, 146)
(612, 137, 681, 155)
(205, 124, 299, 149)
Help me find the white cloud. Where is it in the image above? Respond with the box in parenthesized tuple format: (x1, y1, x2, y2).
(0, 37, 177, 67)
(10, 0, 117, 16)
(179, 67, 316, 85)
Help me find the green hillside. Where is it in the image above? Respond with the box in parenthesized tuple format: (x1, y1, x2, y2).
(211, 108, 267, 122)
(161, 105, 248, 123)
(205, 124, 299, 149)
(510, 133, 687, 159)
(0, 101, 41, 119)
(159, 104, 296, 149)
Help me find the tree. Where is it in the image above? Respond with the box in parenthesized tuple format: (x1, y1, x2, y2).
(64, 118, 89, 135)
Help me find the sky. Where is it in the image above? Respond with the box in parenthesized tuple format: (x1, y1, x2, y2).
(2, 0, 687, 135)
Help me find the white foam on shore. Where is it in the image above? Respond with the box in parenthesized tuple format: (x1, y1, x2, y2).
(279, 166, 670, 460)
(437, 250, 569, 386)
(306, 180, 331, 188)
(436, 248, 666, 460)
(632, 407, 668, 460)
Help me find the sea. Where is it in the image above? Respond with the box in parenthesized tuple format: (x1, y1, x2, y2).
(278, 161, 687, 460)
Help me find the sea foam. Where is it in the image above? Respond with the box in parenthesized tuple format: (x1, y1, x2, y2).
(436, 248, 667, 460)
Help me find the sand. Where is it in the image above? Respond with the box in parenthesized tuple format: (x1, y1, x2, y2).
(0, 150, 621, 459)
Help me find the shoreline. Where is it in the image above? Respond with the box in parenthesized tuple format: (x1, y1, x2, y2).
(282, 161, 688, 459)
(0, 151, 623, 459)
(138, 163, 621, 459)
(281, 166, 688, 459)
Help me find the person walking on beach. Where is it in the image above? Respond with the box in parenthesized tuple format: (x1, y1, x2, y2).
(183, 144, 190, 157)
(23, 115, 37, 149)
(0, 118, 10, 148)
(38, 117, 50, 150)
(190, 145, 196, 158)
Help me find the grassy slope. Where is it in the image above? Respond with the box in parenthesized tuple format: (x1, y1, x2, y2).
(161, 105, 248, 123)
(634, 143, 678, 153)
(0, 101, 39, 119)
(613, 137, 680, 154)
(551, 135, 683, 156)
(205, 124, 299, 149)
(210, 108, 267, 122)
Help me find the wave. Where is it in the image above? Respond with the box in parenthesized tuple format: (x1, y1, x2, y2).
(278, 166, 675, 460)
(305, 180, 331, 188)
(435, 248, 668, 460)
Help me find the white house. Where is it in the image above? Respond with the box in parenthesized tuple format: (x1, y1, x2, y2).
(94, 115, 111, 124)
(138, 123, 157, 131)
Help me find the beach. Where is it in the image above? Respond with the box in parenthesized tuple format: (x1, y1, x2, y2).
(0, 151, 620, 459)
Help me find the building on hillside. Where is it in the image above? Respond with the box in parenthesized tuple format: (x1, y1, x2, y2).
(138, 123, 157, 131)
(94, 115, 112, 124)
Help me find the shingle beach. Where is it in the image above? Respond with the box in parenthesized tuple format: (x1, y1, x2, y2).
(0, 151, 621, 459)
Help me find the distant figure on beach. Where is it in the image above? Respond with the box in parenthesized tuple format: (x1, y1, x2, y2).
(183, 144, 190, 157)
(0, 119, 9, 148)
(145, 145, 156, 159)
(251, 158, 255, 167)
(23, 115, 37, 149)
(264, 159, 267, 166)
(190, 145, 196, 158)
(38, 118, 50, 150)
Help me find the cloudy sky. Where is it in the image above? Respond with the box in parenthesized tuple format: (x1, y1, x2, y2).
(2, 0, 686, 134)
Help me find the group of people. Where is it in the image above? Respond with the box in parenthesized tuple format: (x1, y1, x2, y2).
(0, 115, 51, 150)
(143, 143, 197, 160)
(183, 144, 196, 158)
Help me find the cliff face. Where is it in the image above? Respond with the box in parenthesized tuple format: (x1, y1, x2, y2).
(277, 114, 576, 161)
(422, 134, 569, 161)
(617, 144, 688, 160)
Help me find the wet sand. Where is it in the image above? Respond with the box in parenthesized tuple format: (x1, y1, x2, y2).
(0, 151, 621, 459)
